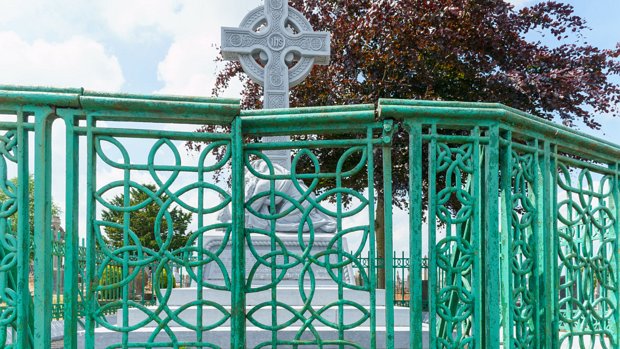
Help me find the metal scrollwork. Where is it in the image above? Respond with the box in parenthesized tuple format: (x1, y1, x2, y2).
(243, 145, 373, 347)
(508, 151, 537, 348)
(93, 136, 233, 347)
(557, 164, 617, 348)
(433, 141, 476, 348)
(0, 131, 19, 348)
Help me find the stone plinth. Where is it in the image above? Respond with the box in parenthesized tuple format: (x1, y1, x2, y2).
(107, 234, 410, 347)
(201, 231, 355, 288)
(113, 286, 419, 348)
(162, 286, 384, 307)
(89, 325, 425, 349)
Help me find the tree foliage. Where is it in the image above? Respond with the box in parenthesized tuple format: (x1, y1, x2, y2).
(102, 184, 193, 251)
(216, 0, 619, 125)
(211, 0, 620, 202)
(0, 175, 61, 234)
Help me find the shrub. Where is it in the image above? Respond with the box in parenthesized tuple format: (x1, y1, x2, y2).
(157, 267, 177, 290)
(99, 265, 122, 301)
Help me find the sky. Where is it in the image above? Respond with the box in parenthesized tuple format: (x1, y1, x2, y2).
(1, 0, 617, 99)
(0, 0, 619, 254)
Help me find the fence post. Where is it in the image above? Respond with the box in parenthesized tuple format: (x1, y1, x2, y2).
(539, 141, 559, 348)
(428, 124, 438, 349)
(612, 162, 620, 347)
(15, 108, 31, 348)
(33, 108, 55, 349)
(484, 125, 500, 348)
(406, 121, 423, 349)
(499, 130, 513, 348)
(231, 116, 246, 348)
(60, 111, 80, 349)
(85, 115, 97, 348)
(381, 120, 395, 348)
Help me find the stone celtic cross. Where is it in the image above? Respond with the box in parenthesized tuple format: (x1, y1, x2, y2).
(221, 0, 331, 170)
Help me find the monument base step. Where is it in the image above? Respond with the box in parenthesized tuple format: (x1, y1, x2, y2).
(199, 232, 356, 288)
(121, 304, 409, 328)
(161, 286, 385, 306)
(87, 326, 428, 349)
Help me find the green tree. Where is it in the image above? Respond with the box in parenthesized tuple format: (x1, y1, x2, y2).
(211, 0, 620, 287)
(101, 184, 193, 251)
(0, 175, 61, 234)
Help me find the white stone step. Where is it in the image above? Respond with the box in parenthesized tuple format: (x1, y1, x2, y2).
(120, 304, 410, 328)
(162, 286, 385, 306)
(87, 325, 427, 349)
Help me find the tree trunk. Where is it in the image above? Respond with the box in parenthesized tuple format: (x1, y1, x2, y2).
(375, 195, 386, 289)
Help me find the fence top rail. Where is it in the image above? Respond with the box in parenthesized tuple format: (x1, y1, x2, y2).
(379, 98, 620, 164)
(241, 104, 377, 136)
(0, 85, 241, 123)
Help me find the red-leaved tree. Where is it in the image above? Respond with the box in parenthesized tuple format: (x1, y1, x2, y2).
(205, 0, 620, 288)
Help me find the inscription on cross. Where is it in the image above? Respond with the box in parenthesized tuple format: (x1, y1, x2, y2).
(221, 0, 330, 169)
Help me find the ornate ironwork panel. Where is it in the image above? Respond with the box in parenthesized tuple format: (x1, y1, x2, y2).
(428, 128, 483, 349)
(556, 163, 618, 348)
(241, 127, 381, 348)
(83, 116, 235, 348)
(0, 106, 34, 348)
(499, 133, 540, 349)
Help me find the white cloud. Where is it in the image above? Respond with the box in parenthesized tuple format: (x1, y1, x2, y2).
(156, 37, 221, 96)
(507, 0, 533, 6)
(0, 0, 260, 96)
(95, 0, 182, 41)
(0, 32, 124, 91)
(156, 37, 243, 97)
(0, 0, 104, 42)
(96, 0, 261, 41)
(94, 0, 260, 96)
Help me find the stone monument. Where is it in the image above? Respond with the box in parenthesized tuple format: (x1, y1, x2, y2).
(120, 3, 412, 345)
(198, 0, 354, 288)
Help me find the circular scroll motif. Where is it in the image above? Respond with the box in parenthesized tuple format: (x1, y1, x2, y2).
(270, 73, 284, 87)
(310, 37, 323, 51)
(267, 33, 286, 51)
(271, 0, 284, 10)
(229, 34, 242, 47)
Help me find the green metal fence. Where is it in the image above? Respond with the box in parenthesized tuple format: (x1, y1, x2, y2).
(50, 235, 161, 322)
(354, 254, 430, 309)
(380, 99, 620, 348)
(50, 245, 424, 322)
(0, 86, 619, 348)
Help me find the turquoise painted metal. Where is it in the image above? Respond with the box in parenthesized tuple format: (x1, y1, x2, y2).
(380, 99, 620, 349)
(0, 86, 619, 348)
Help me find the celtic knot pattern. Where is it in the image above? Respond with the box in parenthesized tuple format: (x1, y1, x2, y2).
(0, 131, 19, 348)
(557, 164, 617, 348)
(244, 145, 373, 348)
(433, 142, 476, 348)
(507, 151, 537, 348)
(92, 136, 232, 348)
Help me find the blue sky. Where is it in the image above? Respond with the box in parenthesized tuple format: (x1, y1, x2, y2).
(0, 0, 617, 131)
(0, 0, 618, 251)
(0, 0, 263, 95)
